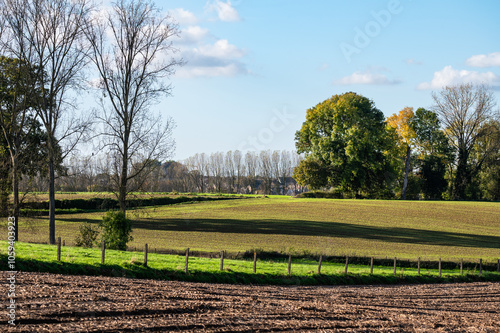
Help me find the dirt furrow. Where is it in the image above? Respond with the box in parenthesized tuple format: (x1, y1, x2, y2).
(2, 272, 499, 332)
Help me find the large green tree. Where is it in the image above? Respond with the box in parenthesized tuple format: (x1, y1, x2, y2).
(0, 56, 43, 239)
(411, 108, 454, 199)
(295, 92, 395, 197)
(475, 121, 500, 200)
(0, 56, 59, 238)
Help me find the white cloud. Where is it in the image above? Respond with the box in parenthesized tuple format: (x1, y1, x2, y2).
(177, 26, 210, 44)
(177, 63, 246, 78)
(178, 39, 248, 78)
(466, 52, 500, 68)
(169, 8, 198, 25)
(207, 0, 241, 22)
(333, 70, 401, 85)
(197, 39, 246, 59)
(417, 65, 500, 90)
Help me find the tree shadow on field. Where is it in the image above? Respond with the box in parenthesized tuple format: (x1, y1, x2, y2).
(129, 217, 500, 250)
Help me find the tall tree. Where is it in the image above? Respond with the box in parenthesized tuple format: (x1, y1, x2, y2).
(386, 107, 416, 199)
(0, 134, 10, 217)
(0, 57, 32, 238)
(412, 108, 454, 199)
(1, 0, 93, 244)
(295, 92, 394, 197)
(475, 121, 500, 200)
(245, 151, 258, 193)
(0, 56, 48, 240)
(432, 84, 498, 199)
(86, 0, 180, 214)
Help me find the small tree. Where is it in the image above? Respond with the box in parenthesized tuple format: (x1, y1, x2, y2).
(99, 210, 133, 250)
(75, 223, 100, 248)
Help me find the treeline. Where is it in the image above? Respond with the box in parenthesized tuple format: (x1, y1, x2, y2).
(52, 150, 304, 195)
(294, 87, 500, 201)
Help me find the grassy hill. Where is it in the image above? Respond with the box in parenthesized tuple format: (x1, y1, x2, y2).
(11, 195, 500, 261)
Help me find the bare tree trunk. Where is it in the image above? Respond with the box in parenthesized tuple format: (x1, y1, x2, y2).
(453, 148, 469, 200)
(48, 160, 56, 244)
(401, 145, 411, 200)
(119, 146, 128, 215)
(11, 158, 19, 241)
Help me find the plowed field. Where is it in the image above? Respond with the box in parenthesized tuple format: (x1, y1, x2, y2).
(3, 272, 499, 332)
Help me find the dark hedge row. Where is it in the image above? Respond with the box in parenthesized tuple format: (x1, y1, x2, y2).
(22, 195, 244, 211)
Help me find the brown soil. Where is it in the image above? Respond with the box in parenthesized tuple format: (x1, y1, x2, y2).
(3, 272, 499, 332)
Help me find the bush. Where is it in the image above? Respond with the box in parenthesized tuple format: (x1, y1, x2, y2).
(99, 210, 133, 250)
(75, 223, 100, 248)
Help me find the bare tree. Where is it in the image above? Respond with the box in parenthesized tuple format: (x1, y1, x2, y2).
(245, 151, 258, 193)
(209, 152, 225, 193)
(185, 153, 208, 193)
(279, 150, 292, 194)
(259, 150, 272, 194)
(1, 0, 92, 243)
(225, 151, 236, 193)
(433, 83, 498, 199)
(86, 0, 181, 214)
(233, 150, 244, 193)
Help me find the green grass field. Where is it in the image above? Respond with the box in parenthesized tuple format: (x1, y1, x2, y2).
(2, 241, 498, 286)
(7, 195, 500, 261)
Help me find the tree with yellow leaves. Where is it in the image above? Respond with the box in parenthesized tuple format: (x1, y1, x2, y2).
(386, 107, 416, 199)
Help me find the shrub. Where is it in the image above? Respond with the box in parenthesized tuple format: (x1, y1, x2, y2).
(99, 210, 133, 250)
(75, 223, 100, 248)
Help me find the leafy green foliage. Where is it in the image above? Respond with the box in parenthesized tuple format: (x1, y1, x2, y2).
(99, 210, 133, 250)
(292, 159, 328, 190)
(75, 223, 100, 248)
(475, 121, 500, 200)
(295, 92, 395, 197)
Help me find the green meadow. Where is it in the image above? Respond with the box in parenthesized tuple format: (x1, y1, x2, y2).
(8, 195, 500, 261)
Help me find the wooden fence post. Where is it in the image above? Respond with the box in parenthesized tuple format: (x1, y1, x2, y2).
(253, 252, 257, 273)
(479, 259, 482, 276)
(288, 255, 292, 276)
(460, 258, 463, 275)
(220, 251, 224, 271)
(344, 256, 349, 275)
(439, 258, 441, 277)
(370, 257, 374, 274)
(144, 244, 148, 267)
(62, 240, 65, 247)
(417, 257, 420, 276)
(393, 257, 397, 276)
(57, 237, 61, 262)
(185, 248, 189, 273)
(318, 255, 323, 275)
(101, 240, 105, 264)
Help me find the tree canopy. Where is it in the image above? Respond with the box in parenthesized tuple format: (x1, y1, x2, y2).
(295, 92, 394, 197)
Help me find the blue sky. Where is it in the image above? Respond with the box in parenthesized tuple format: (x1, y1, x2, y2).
(152, 0, 500, 160)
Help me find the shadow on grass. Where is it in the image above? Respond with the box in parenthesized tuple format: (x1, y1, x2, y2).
(57, 216, 500, 250)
